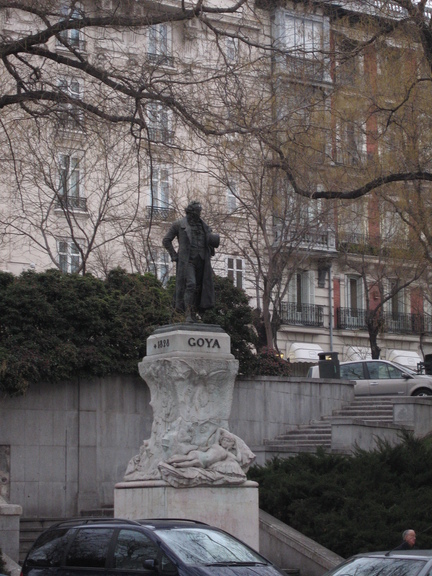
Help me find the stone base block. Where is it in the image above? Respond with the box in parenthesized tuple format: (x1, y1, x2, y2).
(114, 480, 259, 550)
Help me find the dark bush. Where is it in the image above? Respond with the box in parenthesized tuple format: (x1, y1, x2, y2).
(0, 269, 258, 395)
(248, 432, 432, 558)
(248, 347, 291, 376)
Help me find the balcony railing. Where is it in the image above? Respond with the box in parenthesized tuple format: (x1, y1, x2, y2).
(280, 302, 324, 327)
(56, 195, 87, 211)
(284, 55, 326, 82)
(145, 205, 176, 221)
(274, 227, 337, 253)
(335, 0, 409, 19)
(337, 307, 432, 335)
(147, 127, 174, 144)
(337, 307, 368, 330)
(383, 312, 432, 335)
(147, 52, 174, 68)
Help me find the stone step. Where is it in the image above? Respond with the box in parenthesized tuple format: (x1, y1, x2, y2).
(274, 431, 331, 441)
(264, 396, 398, 454)
(326, 409, 393, 419)
(20, 518, 65, 564)
(80, 508, 114, 517)
(265, 444, 331, 454)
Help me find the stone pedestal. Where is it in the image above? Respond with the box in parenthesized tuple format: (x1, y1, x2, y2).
(0, 496, 22, 563)
(114, 479, 259, 550)
(116, 324, 259, 548)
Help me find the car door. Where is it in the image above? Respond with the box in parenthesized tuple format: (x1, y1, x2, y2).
(107, 528, 177, 576)
(365, 361, 409, 395)
(57, 527, 115, 576)
(340, 362, 370, 395)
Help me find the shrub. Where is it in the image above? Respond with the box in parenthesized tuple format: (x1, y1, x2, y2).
(248, 347, 291, 376)
(248, 433, 432, 558)
(0, 269, 259, 395)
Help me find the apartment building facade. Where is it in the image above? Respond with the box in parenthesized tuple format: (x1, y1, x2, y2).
(1, 0, 431, 367)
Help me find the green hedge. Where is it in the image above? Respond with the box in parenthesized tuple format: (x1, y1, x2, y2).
(0, 269, 263, 396)
(248, 432, 432, 558)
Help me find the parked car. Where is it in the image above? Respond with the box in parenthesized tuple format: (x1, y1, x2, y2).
(21, 517, 286, 576)
(322, 551, 432, 576)
(307, 359, 432, 396)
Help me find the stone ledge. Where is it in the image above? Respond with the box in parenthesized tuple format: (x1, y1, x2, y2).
(115, 479, 258, 489)
(153, 323, 225, 334)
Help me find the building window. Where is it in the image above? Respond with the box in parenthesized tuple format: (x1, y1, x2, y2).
(149, 164, 170, 209)
(149, 250, 171, 285)
(227, 181, 238, 213)
(58, 240, 81, 273)
(58, 154, 86, 210)
(147, 102, 172, 142)
(334, 120, 367, 166)
(388, 280, 405, 318)
(282, 270, 323, 326)
(148, 24, 172, 66)
(380, 206, 408, 244)
(346, 276, 364, 311)
(227, 257, 243, 289)
(225, 36, 239, 63)
(335, 37, 364, 84)
(57, 5, 83, 50)
(58, 77, 83, 130)
(283, 13, 323, 59)
(273, 9, 329, 79)
(338, 199, 367, 244)
(288, 270, 315, 310)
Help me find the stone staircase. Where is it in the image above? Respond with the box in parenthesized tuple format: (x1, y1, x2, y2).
(264, 396, 395, 455)
(19, 518, 64, 564)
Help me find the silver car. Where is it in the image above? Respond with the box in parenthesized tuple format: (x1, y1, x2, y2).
(323, 551, 432, 576)
(307, 359, 432, 396)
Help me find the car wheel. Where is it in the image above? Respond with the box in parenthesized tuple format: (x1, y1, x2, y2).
(412, 388, 432, 397)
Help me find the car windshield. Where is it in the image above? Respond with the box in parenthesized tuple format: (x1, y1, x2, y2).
(393, 363, 417, 375)
(326, 556, 426, 576)
(154, 527, 269, 566)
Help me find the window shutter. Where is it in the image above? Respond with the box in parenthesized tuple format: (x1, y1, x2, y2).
(288, 274, 297, 303)
(304, 270, 315, 304)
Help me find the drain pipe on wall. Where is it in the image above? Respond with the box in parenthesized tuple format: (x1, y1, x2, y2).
(329, 263, 333, 351)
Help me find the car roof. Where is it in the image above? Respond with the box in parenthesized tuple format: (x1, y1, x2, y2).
(137, 519, 211, 530)
(351, 551, 432, 559)
(340, 360, 383, 364)
(45, 517, 210, 531)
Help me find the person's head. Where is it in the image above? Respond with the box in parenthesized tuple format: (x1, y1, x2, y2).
(185, 201, 202, 221)
(403, 530, 416, 548)
(219, 430, 235, 450)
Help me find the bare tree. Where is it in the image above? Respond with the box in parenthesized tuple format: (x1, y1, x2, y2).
(337, 195, 428, 357)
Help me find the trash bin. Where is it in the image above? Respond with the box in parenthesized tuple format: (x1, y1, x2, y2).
(318, 351, 340, 379)
(424, 354, 432, 375)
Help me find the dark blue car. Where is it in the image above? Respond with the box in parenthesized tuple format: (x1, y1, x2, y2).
(21, 518, 286, 576)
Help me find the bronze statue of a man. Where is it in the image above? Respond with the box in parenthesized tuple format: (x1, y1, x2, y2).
(162, 201, 219, 323)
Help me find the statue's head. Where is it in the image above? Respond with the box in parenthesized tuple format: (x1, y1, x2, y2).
(185, 201, 202, 216)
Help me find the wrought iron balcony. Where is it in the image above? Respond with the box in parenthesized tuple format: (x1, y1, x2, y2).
(280, 302, 324, 327)
(383, 312, 432, 335)
(337, 307, 368, 330)
(147, 52, 174, 68)
(147, 127, 174, 143)
(145, 205, 176, 221)
(282, 55, 327, 82)
(274, 227, 336, 253)
(337, 307, 432, 335)
(56, 195, 87, 211)
(337, 232, 377, 254)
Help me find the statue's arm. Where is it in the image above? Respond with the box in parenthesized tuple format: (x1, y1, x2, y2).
(162, 224, 179, 262)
